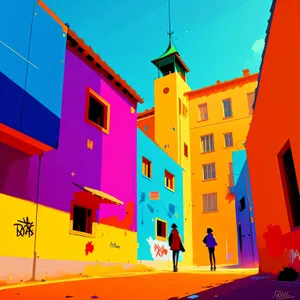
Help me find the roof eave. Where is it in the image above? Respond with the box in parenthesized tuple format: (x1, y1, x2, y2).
(151, 53, 190, 73)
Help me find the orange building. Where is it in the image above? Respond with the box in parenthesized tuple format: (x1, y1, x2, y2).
(246, 0, 300, 274)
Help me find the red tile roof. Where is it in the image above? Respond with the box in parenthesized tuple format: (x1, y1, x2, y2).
(137, 107, 155, 119)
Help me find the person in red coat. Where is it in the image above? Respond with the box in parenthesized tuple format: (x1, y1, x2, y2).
(168, 223, 185, 272)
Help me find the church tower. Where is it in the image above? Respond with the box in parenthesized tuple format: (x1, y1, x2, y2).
(151, 0, 193, 265)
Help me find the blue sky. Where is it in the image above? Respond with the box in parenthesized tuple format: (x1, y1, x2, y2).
(45, 0, 273, 112)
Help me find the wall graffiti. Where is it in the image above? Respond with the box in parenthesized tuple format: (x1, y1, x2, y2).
(85, 241, 94, 256)
(110, 242, 120, 249)
(147, 236, 171, 261)
(154, 244, 168, 257)
(289, 249, 300, 265)
(13, 217, 34, 237)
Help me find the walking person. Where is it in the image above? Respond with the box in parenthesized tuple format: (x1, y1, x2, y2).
(168, 223, 185, 272)
(203, 227, 217, 271)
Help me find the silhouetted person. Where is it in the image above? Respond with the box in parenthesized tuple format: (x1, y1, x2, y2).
(168, 223, 185, 272)
(203, 227, 217, 271)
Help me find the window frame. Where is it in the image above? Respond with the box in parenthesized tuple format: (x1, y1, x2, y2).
(182, 103, 188, 118)
(222, 98, 233, 119)
(200, 134, 215, 153)
(155, 218, 167, 241)
(142, 156, 152, 178)
(184, 143, 188, 157)
(203, 193, 218, 213)
(165, 170, 175, 191)
(69, 201, 96, 238)
(224, 132, 234, 148)
(202, 162, 216, 181)
(198, 103, 208, 121)
(85, 87, 111, 134)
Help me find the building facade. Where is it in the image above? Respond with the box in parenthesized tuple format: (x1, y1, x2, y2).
(232, 150, 258, 268)
(137, 40, 194, 265)
(0, 4, 143, 282)
(137, 129, 184, 267)
(186, 70, 258, 266)
(246, 0, 300, 274)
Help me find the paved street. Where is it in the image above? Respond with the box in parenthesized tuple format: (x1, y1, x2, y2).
(0, 270, 254, 300)
(1, 269, 300, 300)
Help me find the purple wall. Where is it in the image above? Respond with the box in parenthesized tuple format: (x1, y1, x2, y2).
(0, 49, 138, 232)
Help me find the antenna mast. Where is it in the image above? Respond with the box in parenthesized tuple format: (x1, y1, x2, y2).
(168, 0, 174, 41)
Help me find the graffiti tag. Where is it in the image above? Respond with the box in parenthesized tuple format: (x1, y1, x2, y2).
(110, 242, 120, 249)
(14, 217, 34, 237)
(288, 249, 300, 265)
(154, 244, 168, 257)
(273, 290, 295, 299)
(85, 241, 94, 256)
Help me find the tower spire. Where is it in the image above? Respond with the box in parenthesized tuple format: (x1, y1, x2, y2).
(167, 0, 174, 41)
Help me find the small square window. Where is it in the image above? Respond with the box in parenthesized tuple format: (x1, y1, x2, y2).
(144, 125, 149, 131)
(198, 103, 208, 121)
(203, 163, 216, 180)
(182, 104, 188, 118)
(86, 88, 110, 133)
(203, 193, 218, 213)
(165, 170, 175, 191)
(247, 92, 255, 115)
(224, 132, 233, 148)
(156, 218, 167, 241)
(72, 204, 93, 234)
(222, 99, 233, 118)
(239, 197, 246, 211)
(142, 157, 152, 178)
(184, 143, 188, 157)
(200, 134, 214, 153)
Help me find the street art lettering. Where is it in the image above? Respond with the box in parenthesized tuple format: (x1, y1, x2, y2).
(85, 241, 94, 256)
(272, 290, 295, 299)
(288, 249, 300, 265)
(13, 217, 34, 237)
(147, 236, 171, 261)
(110, 242, 120, 249)
(154, 244, 168, 257)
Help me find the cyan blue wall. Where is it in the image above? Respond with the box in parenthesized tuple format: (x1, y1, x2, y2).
(137, 129, 184, 261)
(0, 0, 66, 148)
(232, 150, 258, 267)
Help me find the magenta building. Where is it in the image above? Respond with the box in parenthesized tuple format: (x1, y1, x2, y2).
(0, 27, 143, 282)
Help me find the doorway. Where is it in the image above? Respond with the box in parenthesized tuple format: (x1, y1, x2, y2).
(279, 144, 300, 228)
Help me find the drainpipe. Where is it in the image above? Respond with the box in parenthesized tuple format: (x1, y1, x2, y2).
(245, 170, 256, 268)
(31, 153, 43, 281)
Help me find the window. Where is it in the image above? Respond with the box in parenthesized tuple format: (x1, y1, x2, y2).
(156, 218, 167, 241)
(198, 103, 208, 121)
(203, 193, 218, 213)
(247, 92, 255, 115)
(86, 88, 110, 133)
(203, 163, 216, 180)
(184, 143, 188, 157)
(222, 99, 232, 118)
(239, 197, 246, 211)
(72, 205, 93, 234)
(142, 157, 152, 178)
(228, 162, 234, 187)
(224, 132, 233, 148)
(278, 143, 300, 228)
(179, 98, 182, 115)
(200, 134, 214, 153)
(165, 170, 175, 191)
(144, 125, 148, 131)
(182, 104, 188, 118)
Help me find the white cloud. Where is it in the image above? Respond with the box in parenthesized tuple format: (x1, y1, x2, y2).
(244, 38, 266, 72)
(251, 38, 265, 54)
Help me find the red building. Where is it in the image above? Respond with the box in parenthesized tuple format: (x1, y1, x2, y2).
(246, 0, 300, 274)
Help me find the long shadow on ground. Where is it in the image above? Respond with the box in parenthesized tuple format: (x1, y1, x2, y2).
(168, 274, 300, 300)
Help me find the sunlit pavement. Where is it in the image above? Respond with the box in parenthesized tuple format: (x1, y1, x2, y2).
(1, 268, 299, 300)
(0, 268, 258, 300)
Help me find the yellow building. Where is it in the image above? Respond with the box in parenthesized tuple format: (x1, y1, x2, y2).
(185, 69, 258, 266)
(138, 41, 194, 265)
